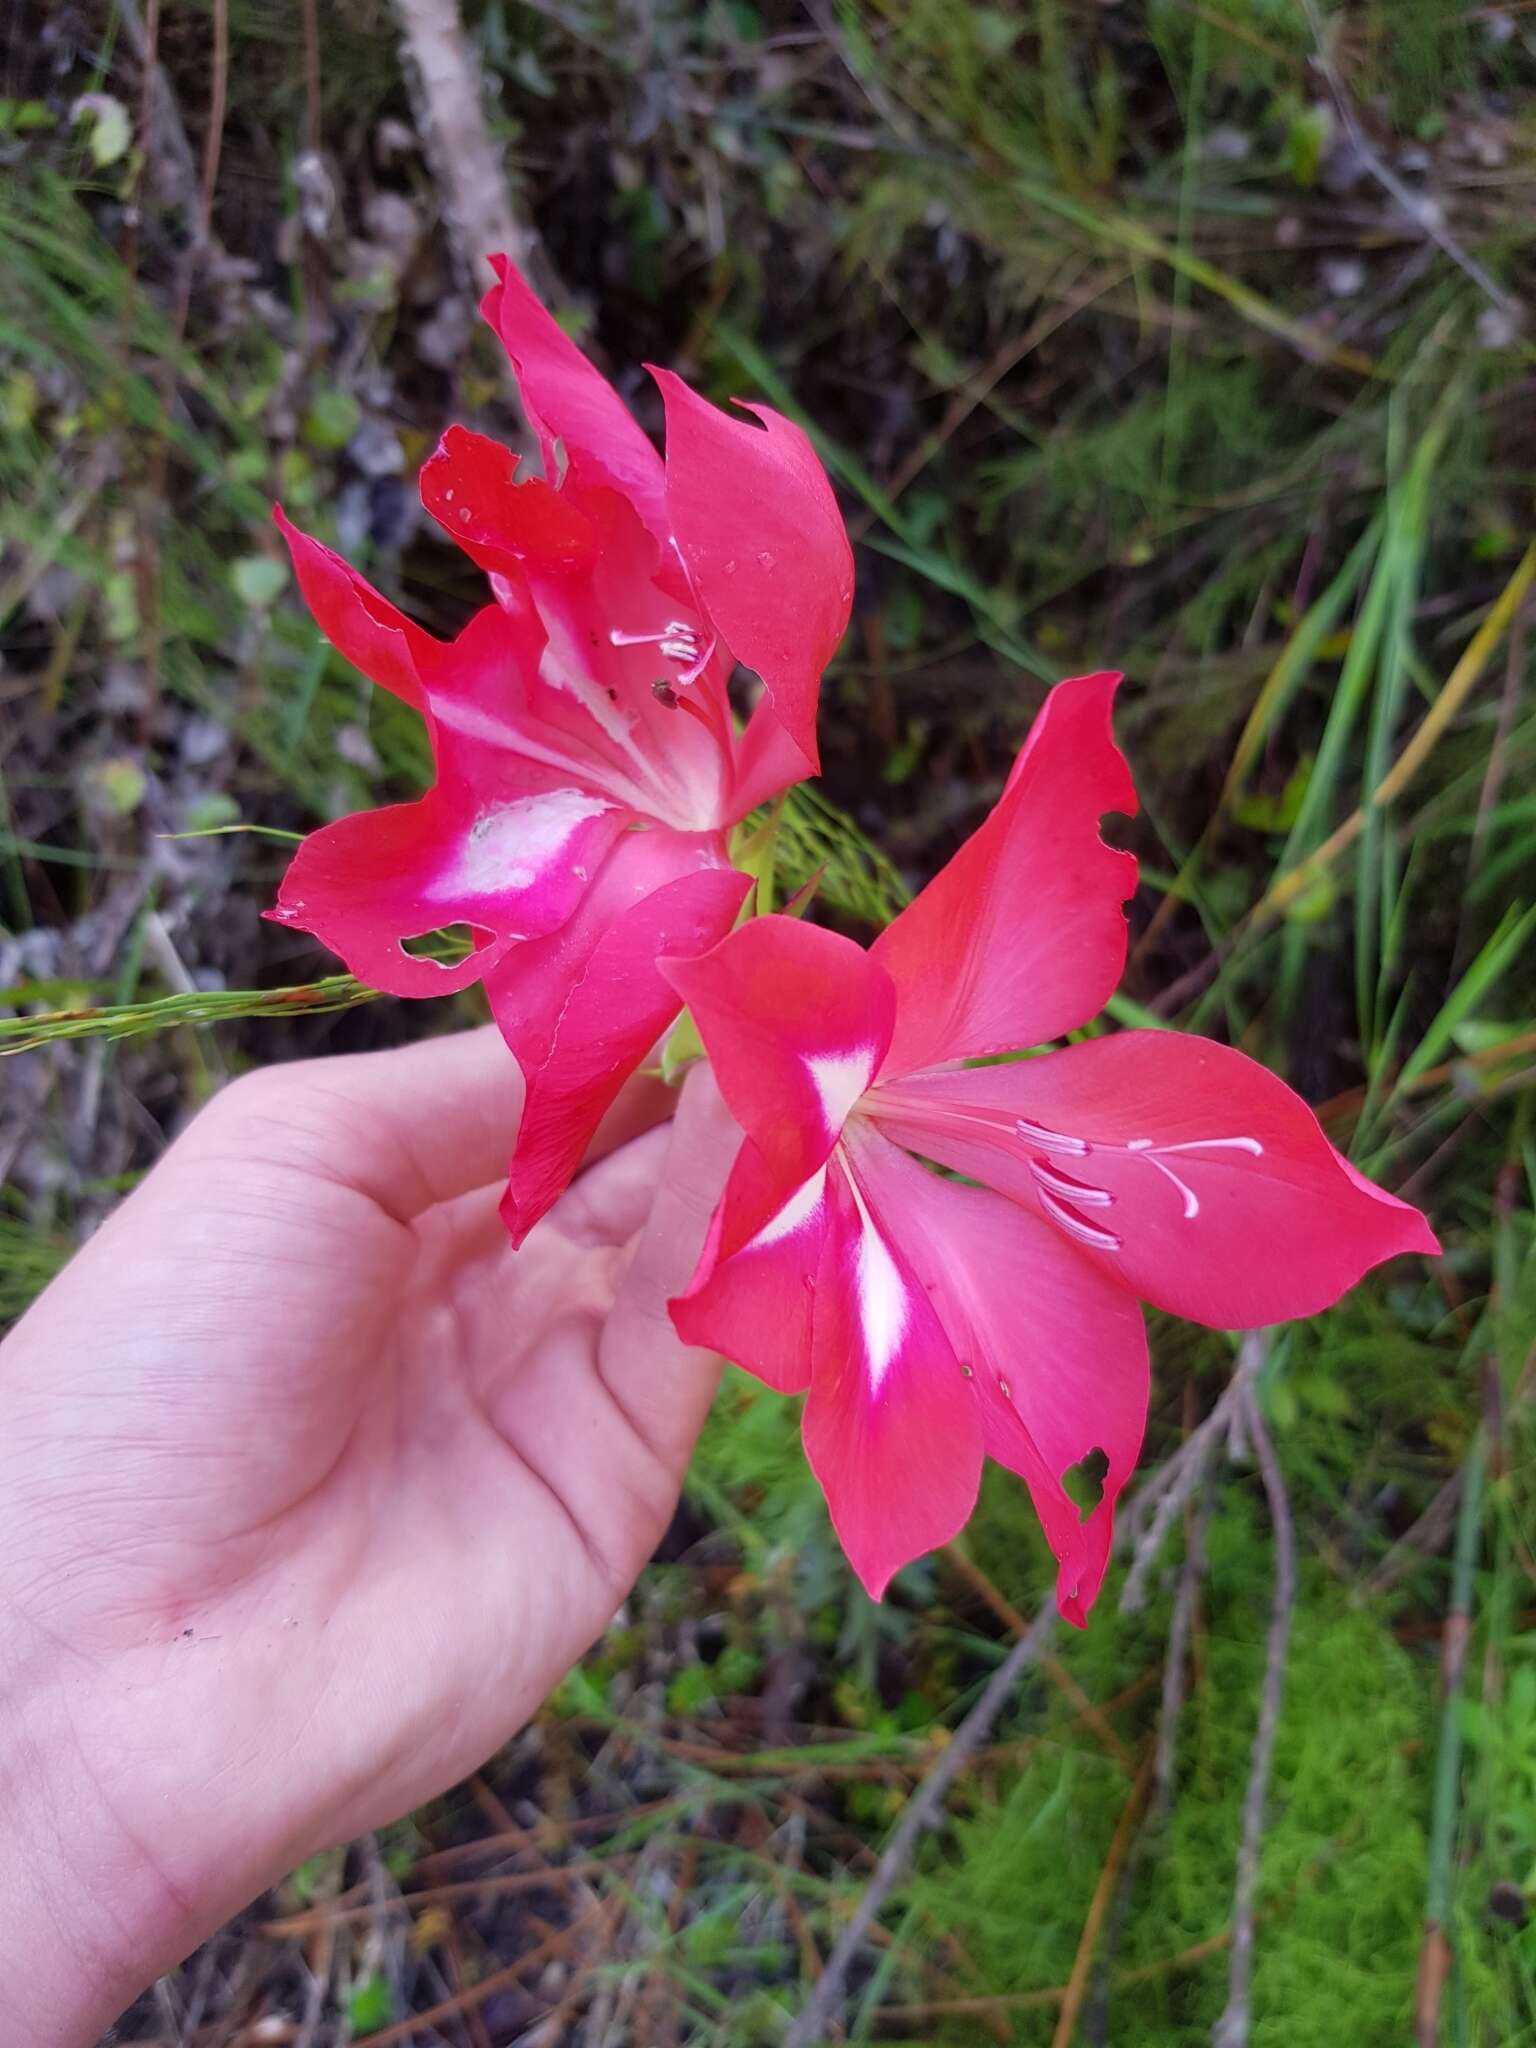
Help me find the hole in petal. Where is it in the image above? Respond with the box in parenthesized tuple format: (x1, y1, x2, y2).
(1062, 1446, 1110, 1523)
(399, 922, 483, 964)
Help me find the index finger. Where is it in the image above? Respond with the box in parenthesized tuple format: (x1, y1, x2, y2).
(188, 1027, 675, 1221)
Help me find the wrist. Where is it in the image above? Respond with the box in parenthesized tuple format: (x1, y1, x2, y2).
(0, 1622, 235, 2045)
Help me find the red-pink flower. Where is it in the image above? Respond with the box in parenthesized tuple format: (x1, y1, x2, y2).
(662, 672, 1438, 1621)
(266, 256, 853, 1235)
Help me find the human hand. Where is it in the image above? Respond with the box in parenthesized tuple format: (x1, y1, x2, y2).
(0, 1031, 735, 2044)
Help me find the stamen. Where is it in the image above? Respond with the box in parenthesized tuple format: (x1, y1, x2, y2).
(1014, 1116, 1091, 1157)
(1142, 1135, 1264, 1157)
(1142, 1156, 1201, 1220)
(1036, 1188, 1123, 1253)
(610, 619, 707, 664)
(1028, 1158, 1115, 1207)
(1122, 1133, 1263, 1220)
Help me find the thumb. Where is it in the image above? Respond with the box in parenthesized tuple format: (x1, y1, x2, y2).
(598, 1063, 741, 1474)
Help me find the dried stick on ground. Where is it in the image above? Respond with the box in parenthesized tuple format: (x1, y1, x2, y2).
(390, 0, 557, 301)
(1212, 1354, 1297, 2048)
(783, 1599, 1058, 2048)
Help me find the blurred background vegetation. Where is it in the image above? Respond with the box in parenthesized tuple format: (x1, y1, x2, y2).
(3, 1, 1536, 2042)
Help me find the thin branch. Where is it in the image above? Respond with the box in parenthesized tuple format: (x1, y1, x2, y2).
(389, 0, 557, 302)
(1212, 1367, 1297, 2048)
(783, 1598, 1058, 2048)
(1302, 0, 1518, 318)
(1416, 1374, 1493, 2046)
(1121, 1341, 1265, 1613)
(1154, 1486, 1209, 1819)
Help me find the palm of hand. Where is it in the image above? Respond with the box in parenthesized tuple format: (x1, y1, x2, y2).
(0, 1031, 730, 1943)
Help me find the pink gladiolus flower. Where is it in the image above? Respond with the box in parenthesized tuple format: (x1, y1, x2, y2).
(662, 672, 1439, 1622)
(266, 256, 853, 1235)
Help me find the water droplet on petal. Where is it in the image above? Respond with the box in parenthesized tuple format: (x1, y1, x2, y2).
(756, 549, 774, 569)
(998, 1379, 1012, 1401)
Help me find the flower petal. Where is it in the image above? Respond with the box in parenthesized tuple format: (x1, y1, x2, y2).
(844, 1122, 1147, 1626)
(274, 506, 440, 714)
(480, 256, 670, 544)
(652, 371, 854, 783)
(267, 774, 626, 999)
(670, 1139, 828, 1394)
(871, 1031, 1439, 1329)
(490, 832, 751, 1242)
(420, 424, 598, 577)
(802, 1155, 983, 1600)
(661, 916, 896, 1189)
(871, 672, 1137, 1076)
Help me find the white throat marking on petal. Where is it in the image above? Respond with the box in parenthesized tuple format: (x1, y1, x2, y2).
(752, 1166, 827, 1249)
(434, 788, 611, 899)
(844, 1171, 908, 1393)
(805, 1046, 877, 1134)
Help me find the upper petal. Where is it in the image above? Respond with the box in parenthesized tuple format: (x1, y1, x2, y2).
(653, 370, 854, 784)
(274, 506, 440, 715)
(660, 916, 896, 1190)
(489, 830, 751, 1242)
(843, 1121, 1148, 1626)
(802, 1154, 984, 1601)
(870, 1030, 1440, 1329)
(871, 672, 1137, 1076)
(420, 425, 598, 578)
(480, 256, 670, 544)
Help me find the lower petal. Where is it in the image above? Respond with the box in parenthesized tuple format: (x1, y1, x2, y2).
(267, 779, 625, 999)
(802, 1157, 983, 1600)
(845, 1122, 1148, 1626)
(669, 1140, 828, 1394)
(489, 831, 751, 1241)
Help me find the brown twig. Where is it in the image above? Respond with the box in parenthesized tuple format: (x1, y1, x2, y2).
(875, 1926, 1237, 2024)
(1455, 588, 1529, 974)
(944, 1545, 1138, 1771)
(1212, 1366, 1297, 2048)
(351, 1900, 607, 2047)
(782, 1598, 1058, 2048)
(1048, 1749, 1156, 2048)
(260, 1855, 633, 1938)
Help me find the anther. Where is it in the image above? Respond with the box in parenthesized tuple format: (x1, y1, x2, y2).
(1015, 1117, 1091, 1157)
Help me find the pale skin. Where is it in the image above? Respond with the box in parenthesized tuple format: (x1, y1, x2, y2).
(0, 1031, 737, 2045)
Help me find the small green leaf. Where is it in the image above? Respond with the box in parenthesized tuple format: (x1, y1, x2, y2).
(91, 757, 147, 817)
(184, 793, 242, 834)
(73, 93, 132, 169)
(232, 556, 290, 608)
(1, 370, 39, 432)
(303, 388, 363, 450)
(348, 1973, 393, 2031)
(660, 1006, 704, 1084)
(1283, 869, 1336, 925)
(1285, 101, 1332, 188)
